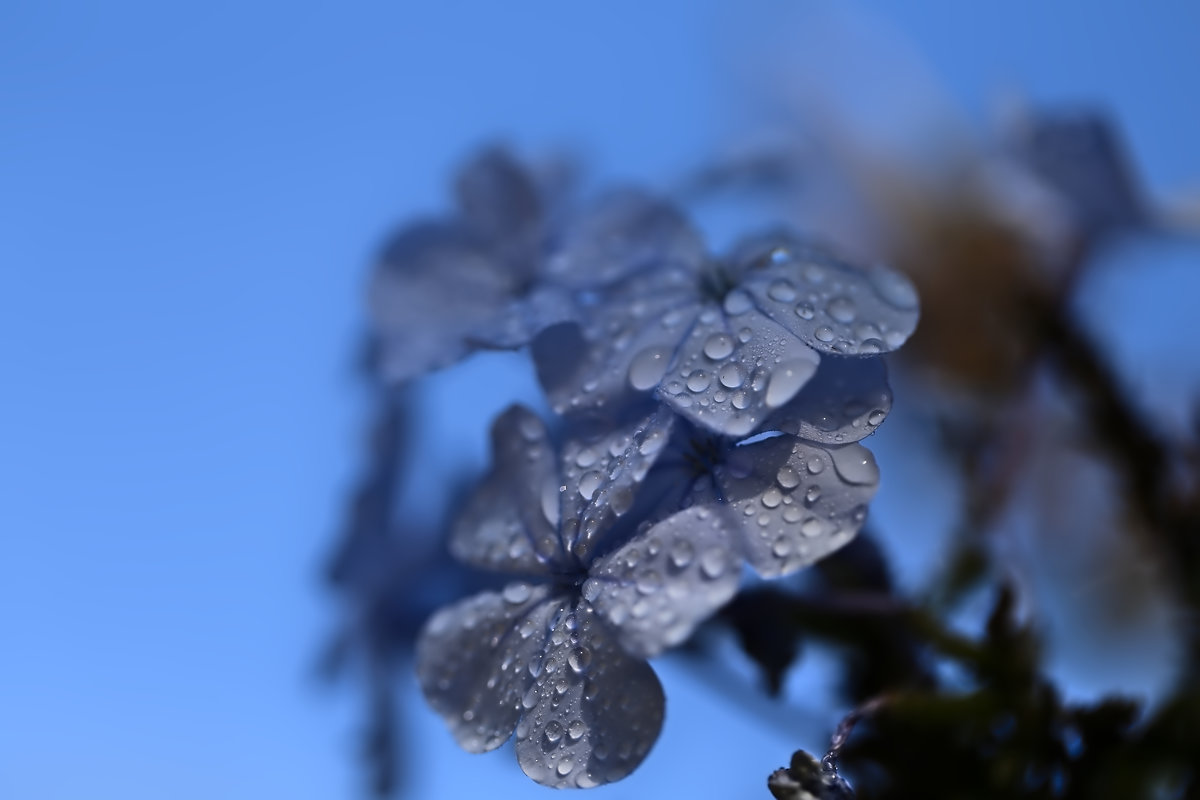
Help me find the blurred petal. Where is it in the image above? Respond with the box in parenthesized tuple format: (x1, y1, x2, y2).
(765, 356, 893, 444)
(369, 222, 513, 381)
(733, 235, 920, 355)
(659, 300, 822, 437)
(515, 602, 664, 788)
(558, 405, 677, 562)
(717, 436, 879, 577)
(585, 504, 741, 658)
(454, 146, 543, 246)
(451, 406, 571, 574)
(416, 586, 568, 753)
(545, 189, 707, 288)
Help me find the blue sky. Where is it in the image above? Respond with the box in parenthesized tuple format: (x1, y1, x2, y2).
(2, 2, 1198, 798)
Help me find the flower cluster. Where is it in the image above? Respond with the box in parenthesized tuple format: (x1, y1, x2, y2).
(374, 147, 919, 788)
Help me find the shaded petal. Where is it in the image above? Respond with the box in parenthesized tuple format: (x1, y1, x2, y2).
(657, 300, 822, 437)
(416, 586, 568, 753)
(559, 405, 677, 563)
(545, 189, 707, 288)
(585, 504, 741, 658)
(515, 602, 664, 788)
(765, 356, 893, 444)
(716, 435, 879, 577)
(454, 146, 543, 247)
(369, 222, 514, 382)
(450, 406, 570, 574)
(733, 236, 920, 356)
(470, 283, 578, 351)
(532, 268, 703, 417)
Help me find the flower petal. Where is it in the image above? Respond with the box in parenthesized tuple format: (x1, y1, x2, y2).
(454, 146, 543, 248)
(716, 435, 879, 577)
(450, 406, 570, 574)
(658, 300, 821, 437)
(369, 222, 514, 382)
(515, 602, 664, 788)
(544, 189, 707, 288)
(733, 236, 920, 356)
(585, 504, 741, 658)
(532, 268, 704, 417)
(559, 404, 677, 563)
(416, 585, 568, 753)
(765, 356, 893, 444)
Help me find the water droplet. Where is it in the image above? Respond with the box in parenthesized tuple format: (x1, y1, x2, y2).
(636, 570, 662, 594)
(830, 446, 879, 485)
(859, 338, 884, 354)
(761, 487, 783, 508)
(628, 346, 670, 390)
(765, 357, 819, 408)
(805, 485, 821, 504)
(723, 290, 754, 315)
(771, 536, 792, 557)
(731, 391, 750, 409)
(700, 548, 727, 579)
(806, 456, 825, 475)
(737, 327, 753, 343)
(800, 517, 822, 538)
(814, 326, 835, 343)
(776, 466, 801, 489)
(670, 539, 694, 568)
(767, 279, 797, 302)
(568, 719, 586, 740)
(795, 303, 815, 320)
(581, 578, 601, 603)
(686, 370, 712, 392)
(503, 583, 531, 604)
(522, 685, 540, 709)
(870, 267, 919, 310)
(639, 430, 666, 455)
(703, 333, 734, 360)
(567, 646, 592, 674)
(544, 720, 564, 744)
(578, 471, 603, 500)
(868, 409, 886, 426)
(782, 506, 803, 523)
(826, 296, 856, 323)
(718, 363, 745, 389)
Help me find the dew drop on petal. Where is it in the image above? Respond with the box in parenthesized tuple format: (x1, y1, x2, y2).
(814, 326, 835, 343)
(830, 446, 880, 485)
(703, 333, 734, 360)
(700, 548, 727, 579)
(765, 357, 819, 408)
(718, 363, 745, 389)
(503, 583, 532, 604)
(826, 296, 857, 323)
(723, 290, 754, 315)
(628, 346, 671, 390)
(544, 720, 564, 744)
(578, 471, 603, 500)
(686, 370, 712, 392)
(767, 279, 797, 302)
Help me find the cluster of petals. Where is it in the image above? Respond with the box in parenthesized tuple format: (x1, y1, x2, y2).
(397, 148, 920, 788)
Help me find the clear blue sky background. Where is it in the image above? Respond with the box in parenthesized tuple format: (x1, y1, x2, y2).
(2, 2, 1198, 798)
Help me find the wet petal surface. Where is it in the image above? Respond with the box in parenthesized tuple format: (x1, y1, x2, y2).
(450, 406, 570, 574)
(586, 504, 741, 658)
(515, 602, 664, 788)
(560, 405, 677, 562)
(716, 436, 880, 577)
(765, 356, 893, 444)
(417, 586, 567, 753)
(732, 236, 919, 356)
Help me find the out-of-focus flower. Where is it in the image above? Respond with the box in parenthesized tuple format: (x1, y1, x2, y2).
(533, 215, 918, 437)
(416, 406, 741, 788)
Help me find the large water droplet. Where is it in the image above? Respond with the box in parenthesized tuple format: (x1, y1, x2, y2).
(814, 326, 835, 343)
(670, 539, 694, 568)
(686, 370, 712, 392)
(830, 446, 880, 485)
(628, 346, 670, 390)
(700, 548, 727, 579)
(703, 333, 734, 360)
(765, 356, 819, 408)
(718, 363, 745, 389)
(777, 466, 801, 489)
(870, 267, 919, 310)
(723, 290, 754, 315)
(503, 583, 532, 604)
(578, 471, 603, 500)
(568, 719, 586, 740)
(826, 296, 857, 323)
(767, 279, 797, 302)
(544, 720, 564, 744)
(568, 646, 592, 673)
